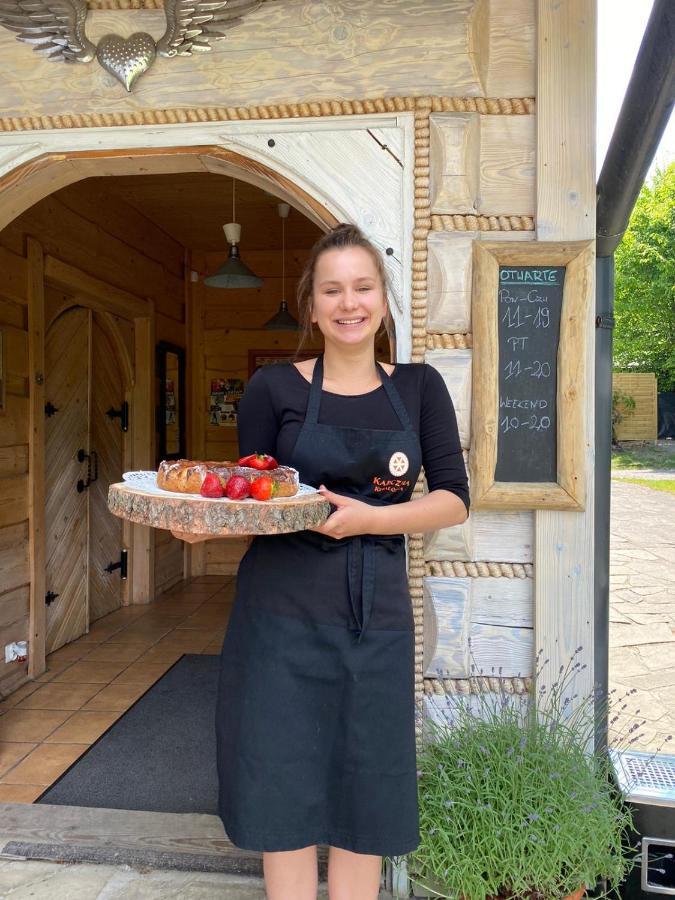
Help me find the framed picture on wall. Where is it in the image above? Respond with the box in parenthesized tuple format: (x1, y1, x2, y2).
(209, 378, 245, 427)
(247, 349, 317, 379)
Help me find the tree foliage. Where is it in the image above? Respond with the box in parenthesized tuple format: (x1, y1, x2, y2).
(614, 162, 675, 392)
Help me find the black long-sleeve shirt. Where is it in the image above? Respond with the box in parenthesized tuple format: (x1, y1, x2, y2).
(236, 360, 470, 514)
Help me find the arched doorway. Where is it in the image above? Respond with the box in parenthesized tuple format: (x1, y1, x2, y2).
(0, 122, 413, 350)
(0, 118, 413, 680)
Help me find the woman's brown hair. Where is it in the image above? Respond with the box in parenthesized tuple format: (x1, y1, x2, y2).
(293, 223, 395, 360)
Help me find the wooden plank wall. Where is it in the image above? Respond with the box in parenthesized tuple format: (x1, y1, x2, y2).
(612, 373, 658, 441)
(191, 246, 324, 574)
(194, 247, 321, 462)
(0, 247, 30, 698)
(0, 181, 185, 696)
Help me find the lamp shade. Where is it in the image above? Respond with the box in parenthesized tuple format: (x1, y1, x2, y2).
(203, 244, 263, 289)
(263, 299, 298, 331)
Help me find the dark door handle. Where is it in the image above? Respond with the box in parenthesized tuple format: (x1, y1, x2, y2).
(76, 449, 98, 492)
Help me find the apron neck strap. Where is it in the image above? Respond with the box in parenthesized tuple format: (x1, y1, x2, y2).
(305, 352, 414, 432)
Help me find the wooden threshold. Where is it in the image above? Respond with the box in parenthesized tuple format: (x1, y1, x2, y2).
(0, 802, 329, 878)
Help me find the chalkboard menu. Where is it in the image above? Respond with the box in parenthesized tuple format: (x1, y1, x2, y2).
(494, 265, 565, 483)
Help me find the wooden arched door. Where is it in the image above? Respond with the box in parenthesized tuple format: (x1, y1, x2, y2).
(44, 307, 126, 653)
(44, 307, 90, 653)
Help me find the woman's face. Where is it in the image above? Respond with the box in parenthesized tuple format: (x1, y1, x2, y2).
(310, 246, 388, 348)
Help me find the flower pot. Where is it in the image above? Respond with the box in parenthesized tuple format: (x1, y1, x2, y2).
(564, 887, 586, 900)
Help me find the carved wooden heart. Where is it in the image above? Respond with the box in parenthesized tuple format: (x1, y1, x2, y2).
(96, 32, 157, 92)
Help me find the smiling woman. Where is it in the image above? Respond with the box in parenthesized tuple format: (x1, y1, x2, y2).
(177, 221, 472, 900)
(294, 223, 395, 373)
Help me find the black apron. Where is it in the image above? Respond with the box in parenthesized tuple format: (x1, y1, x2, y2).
(215, 353, 422, 856)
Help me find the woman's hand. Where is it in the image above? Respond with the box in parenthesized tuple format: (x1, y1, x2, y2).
(308, 485, 377, 540)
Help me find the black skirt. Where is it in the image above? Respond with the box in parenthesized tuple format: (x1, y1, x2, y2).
(214, 532, 420, 856)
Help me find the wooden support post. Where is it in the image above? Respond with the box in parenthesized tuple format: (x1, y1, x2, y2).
(130, 311, 155, 603)
(186, 251, 207, 578)
(535, 0, 596, 739)
(27, 237, 46, 677)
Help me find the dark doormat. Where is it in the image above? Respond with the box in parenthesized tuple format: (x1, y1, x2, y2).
(37, 654, 221, 814)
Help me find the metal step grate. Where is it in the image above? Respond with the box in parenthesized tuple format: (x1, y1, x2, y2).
(610, 749, 675, 807)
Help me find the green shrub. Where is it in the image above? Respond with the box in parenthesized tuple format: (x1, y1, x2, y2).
(399, 649, 659, 900)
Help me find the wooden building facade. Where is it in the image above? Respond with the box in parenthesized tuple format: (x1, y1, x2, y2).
(0, 0, 596, 805)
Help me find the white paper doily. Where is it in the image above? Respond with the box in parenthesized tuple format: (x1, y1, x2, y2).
(122, 470, 318, 502)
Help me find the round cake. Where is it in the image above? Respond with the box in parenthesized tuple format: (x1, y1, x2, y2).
(157, 459, 299, 497)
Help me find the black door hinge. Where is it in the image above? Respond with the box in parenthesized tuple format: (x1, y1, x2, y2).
(104, 548, 128, 579)
(595, 313, 615, 329)
(45, 591, 59, 606)
(106, 401, 129, 432)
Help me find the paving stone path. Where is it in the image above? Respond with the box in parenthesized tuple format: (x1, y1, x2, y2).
(0, 859, 395, 898)
(608, 473, 675, 754)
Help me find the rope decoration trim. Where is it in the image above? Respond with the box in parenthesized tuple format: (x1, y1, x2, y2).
(410, 103, 431, 728)
(431, 214, 535, 231)
(425, 332, 473, 349)
(425, 560, 534, 578)
(0, 94, 535, 133)
(424, 675, 533, 696)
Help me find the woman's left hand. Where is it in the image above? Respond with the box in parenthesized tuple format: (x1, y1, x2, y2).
(308, 485, 377, 540)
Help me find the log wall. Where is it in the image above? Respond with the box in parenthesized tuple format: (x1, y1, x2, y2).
(0, 0, 597, 742)
(0, 247, 30, 698)
(0, 0, 534, 123)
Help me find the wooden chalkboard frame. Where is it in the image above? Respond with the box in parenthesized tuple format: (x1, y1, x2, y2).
(470, 239, 594, 511)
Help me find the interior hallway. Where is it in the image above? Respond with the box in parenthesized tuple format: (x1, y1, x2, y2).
(0, 576, 232, 801)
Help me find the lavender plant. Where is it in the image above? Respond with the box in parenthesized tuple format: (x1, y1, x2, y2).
(398, 646, 671, 900)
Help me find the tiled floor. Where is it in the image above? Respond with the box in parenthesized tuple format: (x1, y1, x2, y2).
(0, 575, 233, 803)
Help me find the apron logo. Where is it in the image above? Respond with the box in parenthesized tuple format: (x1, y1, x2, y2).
(389, 451, 409, 476)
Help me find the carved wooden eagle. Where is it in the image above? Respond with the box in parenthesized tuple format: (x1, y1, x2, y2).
(0, 0, 264, 91)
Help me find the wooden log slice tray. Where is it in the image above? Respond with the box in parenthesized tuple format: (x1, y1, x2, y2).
(108, 471, 331, 536)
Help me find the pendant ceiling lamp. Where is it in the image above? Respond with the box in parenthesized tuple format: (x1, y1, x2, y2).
(264, 202, 299, 331)
(204, 179, 263, 289)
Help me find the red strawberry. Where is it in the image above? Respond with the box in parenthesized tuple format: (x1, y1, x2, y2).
(238, 452, 278, 470)
(225, 475, 251, 500)
(250, 475, 278, 501)
(200, 472, 224, 498)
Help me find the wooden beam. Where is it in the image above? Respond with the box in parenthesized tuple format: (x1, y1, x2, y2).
(129, 312, 155, 603)
(186, 253, 207, 578)
(26, 237, 46, 678)
(535, 0, 596, 733)
(44, 256, 150, 320)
